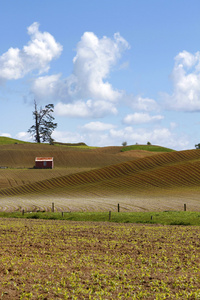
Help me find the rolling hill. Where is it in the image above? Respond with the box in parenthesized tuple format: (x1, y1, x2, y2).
(0, 140, 159, 169)
(0, 139, 200, 212)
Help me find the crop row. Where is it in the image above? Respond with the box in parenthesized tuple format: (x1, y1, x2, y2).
(1, 149, 200, 198)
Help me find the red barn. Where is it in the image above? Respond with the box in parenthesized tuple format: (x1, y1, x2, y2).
(35, 157, 54, 169)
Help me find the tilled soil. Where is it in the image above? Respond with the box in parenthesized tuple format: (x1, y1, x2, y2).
(0, 218, 200, 299)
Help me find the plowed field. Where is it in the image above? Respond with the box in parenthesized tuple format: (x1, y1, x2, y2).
(0, 144, 150, 169)
(1, 149, 200, 212)
(1, 143, 200, 212)
(0, 218, 200, 299)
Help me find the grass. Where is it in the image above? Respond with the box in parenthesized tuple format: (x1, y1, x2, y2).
(53, 142, 97, 149)
(1, 211, 200, 225)
(121, 144, 174, 152)
(54, 144, 97, 149)
(0, 136, 30, 145)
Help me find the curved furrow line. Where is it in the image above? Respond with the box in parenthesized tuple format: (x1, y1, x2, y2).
(1, 149, 200, 198)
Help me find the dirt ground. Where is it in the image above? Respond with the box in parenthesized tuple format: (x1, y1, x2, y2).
(2, 185, 200, 213)
(0, 218, 200, 299)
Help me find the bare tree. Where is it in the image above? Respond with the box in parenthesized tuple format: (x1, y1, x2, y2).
(28, 100, 57, 143)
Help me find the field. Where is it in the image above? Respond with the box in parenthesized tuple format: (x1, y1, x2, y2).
(1, 138, 200, 299)
(0, 218, 200, 299)
(1, 138, 200, 212)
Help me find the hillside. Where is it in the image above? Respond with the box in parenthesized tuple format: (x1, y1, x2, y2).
(0, 136, 30, 145)
(1, 146, 200, 212)
(1, 138, 200, 213)
(0, 140, 164, 190)
(0, 142, 158, 169)
(0, 148, 200, 197)
(120, 144, 174, 153)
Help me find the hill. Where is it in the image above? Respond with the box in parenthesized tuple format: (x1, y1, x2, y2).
(0, 141, 163, 192)
(0, 141, 165, 169)
(0, 136, 30, 145)
(1, 145, 200, 212)
(121, 144, 174, 152)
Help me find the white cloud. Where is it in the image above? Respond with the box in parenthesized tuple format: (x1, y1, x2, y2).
(50, 125, 189, 150)
(0, 22, 62, 81)
(72, 32, 129, 101)
(52, 130, 84, 144)
(170, 122, 177, 129)
(15, 132, 33, 142)
(1, 133, 11, 138)
(55, 100, 117, 118)
(31, 74, 62, 101)
(82, 121, 116, 131)
(164, 50, 200, 111)
(123, 112, 164, 125)
(109, 127, 189, 150)
(175, 50, 199, 68)
(127, 95, 159, 112)
(31, 31, 129, 118)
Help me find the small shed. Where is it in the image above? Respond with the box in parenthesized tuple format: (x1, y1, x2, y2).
(35, 157, 54, 169)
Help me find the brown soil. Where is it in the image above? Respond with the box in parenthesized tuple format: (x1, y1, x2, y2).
(0, 144, 159, 169)
(0, 218, 200, 299)
(1, 145, 200, 213)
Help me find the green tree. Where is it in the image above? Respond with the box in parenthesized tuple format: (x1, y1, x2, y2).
(195, 143, 200, 149)
(28, 100, 57, 143)
(122, 141, 127, 147)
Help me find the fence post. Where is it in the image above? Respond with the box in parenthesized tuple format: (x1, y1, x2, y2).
(62, 212, 64, 218)
(118, 203, 120, 212)
(184, 204, 186, 211)
(52, 202, 54, 212)
(22, 209, 24, 216)
(109, 211, 111, 221)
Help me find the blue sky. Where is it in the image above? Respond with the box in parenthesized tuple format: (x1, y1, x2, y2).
(1, 0, 200, 150)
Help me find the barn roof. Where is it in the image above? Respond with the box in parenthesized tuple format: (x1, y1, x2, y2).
(35, 157, 53, 161)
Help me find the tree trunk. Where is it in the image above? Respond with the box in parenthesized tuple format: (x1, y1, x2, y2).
(34, 101, 40, 143)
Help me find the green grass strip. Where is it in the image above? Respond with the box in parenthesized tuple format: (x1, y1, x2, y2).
(1, 211, 200, 225)
(121, 145, 174, 152)
(0, 136, 30, 145)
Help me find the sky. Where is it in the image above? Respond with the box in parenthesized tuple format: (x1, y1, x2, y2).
(1, 0, 200, 150)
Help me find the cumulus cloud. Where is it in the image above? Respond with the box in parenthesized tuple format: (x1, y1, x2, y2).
(50, 126, 189, 150)
(82, 121, 116, 131)
(123, 112, 164, 125)
(126, 95, 159, 112)
(71, 32, 129, 101)
(31, 74, 62, 101)
(32, 31, 129, 117)
(164, 50, 200, 111)
(52, 130, 84, 144)
(109, 127, 189, 149)
(0, 22, 62, 81)
(54, 100, 117, 118)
